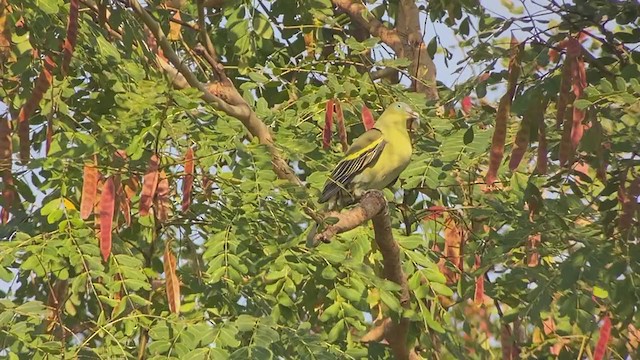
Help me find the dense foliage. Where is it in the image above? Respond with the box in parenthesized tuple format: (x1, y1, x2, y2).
(0, 0, 639, 358)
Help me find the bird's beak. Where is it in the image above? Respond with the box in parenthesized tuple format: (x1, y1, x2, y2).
(407, 111, 420, 132)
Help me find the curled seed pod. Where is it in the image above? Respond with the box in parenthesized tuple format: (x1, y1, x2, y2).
(139, 154, 160, 216)
(62, 0, 79, 75)
(182, 147, 194, 212)
(593, 315, 612, 360)
(322, 99, 334, 150)
(18, 56, 56, 163)
(99, 177, 116, 262)
(486, 36, 522, 185)
(361, 105, 375, 131)
(335, 100, 348, 152)
(80, 157, 99, 220)
(163, 245, 181, 314)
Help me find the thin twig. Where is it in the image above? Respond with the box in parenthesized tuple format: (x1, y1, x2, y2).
(196, 0, 216, 59)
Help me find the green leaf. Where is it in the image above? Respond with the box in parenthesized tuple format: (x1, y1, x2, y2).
(427, 37, 438, 58)
(593, 286, 609, 299)
(319, 302, 341, 322)
(430, 282, 454, 297)
(38, 341, 62, 354)
(236, 314, 257, 331)
(230, 346, 273, 360)
(615, 77, 627, 91)
(148, 340, 171, 354)
(398, 235, 424, 250)
(337, 286, 361, 303)
(126, 294, 152, 306)
(114, 254, 143, 268)
(149, 323, 170, 340)
(321, 265, 337, 280)
(379, 290, 401, 313)
(463, 126, 474, 144)
(15, 301, 47, 316)
(574, 99, 592, 110)
(248, 72, 270, 84)
(265, 267, 288, 281)
(97, 36, 122, 62)
(327, 319, 345, 343)
(0, 310, 14, 327)
(422, 306, 445, 333)
(252, 13, 274, 39)
(38, 0, 59, 14)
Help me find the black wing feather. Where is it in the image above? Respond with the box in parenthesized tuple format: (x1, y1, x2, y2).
(319, 140, 386, 203)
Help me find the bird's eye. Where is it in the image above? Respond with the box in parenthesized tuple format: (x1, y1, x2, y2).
(396, 104, 401, 108)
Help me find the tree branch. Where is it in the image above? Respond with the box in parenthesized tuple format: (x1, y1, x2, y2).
(370, 192, 417, 360)
(397, 0, 437, 99)
(313, 191, 387, 243)
(331, 0, 402, 51)
(156, 56, 189, 89)
(331, 0, 438, 100)
(313, 190, 418, 359)
(79, 0, 123, 40)
(127, 0, 303, 189)
(361, 317, 392, 342)
(196, 0, 218, 66)
(193, 45, 227, 83)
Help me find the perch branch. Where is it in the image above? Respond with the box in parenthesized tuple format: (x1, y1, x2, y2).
(313, 191, 388, 243)
(370, 192, 417, 360)
(314, 190, 418, 359)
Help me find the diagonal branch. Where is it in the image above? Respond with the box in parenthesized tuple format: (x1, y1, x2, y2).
(128, 0, 303, 189)
(196, 0, 219, 70)
(331, 0, 438, 100)
(314, 190, 418, 359)
(331, 0, 403, 52)
(313, 192, 387, 243)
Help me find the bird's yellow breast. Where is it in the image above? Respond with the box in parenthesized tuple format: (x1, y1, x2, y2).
(352, 126, 412, 193)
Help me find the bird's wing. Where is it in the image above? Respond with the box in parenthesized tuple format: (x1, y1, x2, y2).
(319, 129, 386, 203)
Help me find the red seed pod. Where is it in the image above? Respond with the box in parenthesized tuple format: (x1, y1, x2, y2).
(361, 105, 375, 131)
(335, 100, 348, 152)
(570, 46, 587, 149)
(181, 147, 194, 212)
(486, 36, 522, 185)
(593, 315, 612, 360)
(163, 246, 181, 314)
(0, 116, 14, 223)
(461, 96, 473, 116)
(559, 101, 574, 166)
(80, 157, 99, 220)
(99, 177, 116, 262)
(62, 0, 79, 75)
(322, 99, 334, 150)
(17, 56, 56, 163)
(555, 58, 572, 129)
(139, 154, 160, 216)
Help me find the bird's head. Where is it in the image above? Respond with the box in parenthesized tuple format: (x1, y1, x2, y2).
(378, 102, 420, 132)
